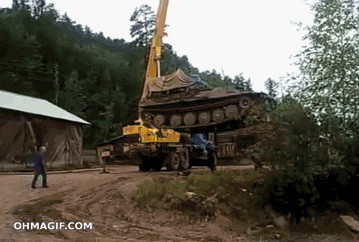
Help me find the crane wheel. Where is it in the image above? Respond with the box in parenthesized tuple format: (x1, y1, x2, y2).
(152, 159, 163, 171)
(139, 160, 151, 172)
(165, 152, 180, 171)
(179, 148, 189, 170)
(136, 155, 151, 172)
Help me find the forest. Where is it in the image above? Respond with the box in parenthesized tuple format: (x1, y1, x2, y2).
(1, 0, 358, 222)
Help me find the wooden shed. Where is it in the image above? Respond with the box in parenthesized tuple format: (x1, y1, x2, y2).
(0, 90, 90, 170)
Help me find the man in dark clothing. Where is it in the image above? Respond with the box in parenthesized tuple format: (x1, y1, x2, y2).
(31, 146, 48, 189)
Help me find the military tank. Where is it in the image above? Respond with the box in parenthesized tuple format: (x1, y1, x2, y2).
(139, 69, 269, 133)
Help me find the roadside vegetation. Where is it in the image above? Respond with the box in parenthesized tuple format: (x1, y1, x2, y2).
(133, 168, 356, 239)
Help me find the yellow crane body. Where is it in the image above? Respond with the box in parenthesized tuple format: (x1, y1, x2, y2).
(123, 124, 180, 143)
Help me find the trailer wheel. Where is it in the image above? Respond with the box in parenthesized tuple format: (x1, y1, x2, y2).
(165, 152, 180, 171)
(179, 148, 189, 170)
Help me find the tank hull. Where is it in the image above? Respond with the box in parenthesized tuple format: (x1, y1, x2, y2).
(140, 89, 267, 130)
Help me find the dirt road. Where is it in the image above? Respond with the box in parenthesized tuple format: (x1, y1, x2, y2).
(0, 165, 252, 241)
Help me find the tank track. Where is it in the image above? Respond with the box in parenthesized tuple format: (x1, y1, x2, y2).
(140, 93, 259, 130)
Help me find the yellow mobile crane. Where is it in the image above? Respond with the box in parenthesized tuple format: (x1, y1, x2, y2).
(122, 0, 191, 171)
(122, 0, 179, 145)
(101, 0, 217, 172)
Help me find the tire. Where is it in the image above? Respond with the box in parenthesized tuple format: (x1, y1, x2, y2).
(208, 151, 217, 171)
(165, 152, 180, 171)
(152, 159, 163, 171)
(138, 156, 151, 172)
(179, 149, 189, 170)
(139, 161, 151, 172)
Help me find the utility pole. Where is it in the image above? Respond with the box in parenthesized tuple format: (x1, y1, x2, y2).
(54, 63, 59, 105)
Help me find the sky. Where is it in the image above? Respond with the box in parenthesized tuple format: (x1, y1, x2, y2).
(1, 0, 315, 92)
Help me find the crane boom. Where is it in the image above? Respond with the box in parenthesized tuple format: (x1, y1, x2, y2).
(140, 0, 169, 102)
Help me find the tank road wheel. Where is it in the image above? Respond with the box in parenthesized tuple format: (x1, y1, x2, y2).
(198, 111, 211, 125)
(183, 113, 196, 126)
(225, 105, 239, 119)
(142, 112, 152, 122)
(165, 152, 180, 171)
(239, 96, 253, 109)
(170, 114, 182, 127)
(212, 108, 225, 123)
(179, 148, 189, 170)
(153, 114, 165, 127)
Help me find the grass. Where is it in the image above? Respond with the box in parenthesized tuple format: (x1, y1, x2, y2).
(133, 170, 264, 220)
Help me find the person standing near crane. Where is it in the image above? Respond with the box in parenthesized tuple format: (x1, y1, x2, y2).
(30, 146, 49, 189)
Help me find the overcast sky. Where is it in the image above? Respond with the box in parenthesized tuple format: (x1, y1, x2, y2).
(1, 0, 315, 92)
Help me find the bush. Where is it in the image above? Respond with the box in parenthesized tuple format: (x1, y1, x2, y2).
(257, 98, 359, 222)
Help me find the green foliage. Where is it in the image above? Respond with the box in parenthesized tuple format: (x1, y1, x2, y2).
(258, 99, 359, 222)
(130, 4, 155, 47)
(0, 9, 138, 147)
(232, 73, 253, 92)
(264, 78, 278, 98)
(160, 44, 199, 76)
(296, 0, 359, 136)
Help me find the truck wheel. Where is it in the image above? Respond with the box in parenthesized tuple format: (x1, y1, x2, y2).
(137, 156, 151, 172)
(139, 160, 151, 172)
(179, 149, 189, 170)
(165, 152, 180, 171)
(152, 159, 163, 171)
(208, 152, 218, 171)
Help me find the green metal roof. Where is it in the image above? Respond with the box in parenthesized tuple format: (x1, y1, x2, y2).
(0, 90, 90, 125)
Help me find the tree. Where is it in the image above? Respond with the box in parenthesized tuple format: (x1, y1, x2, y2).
(32, 0, 46, 18)
(130, 4, 155, 46)
(244, 78, 253, 92)
(12, 0, 20, 10)
(12, 0, 30, 11)
(232, 73, 252, 91)
(265, 78, 278, 98)
(233, 74, 246, 90)
(296, 0, 359, 135)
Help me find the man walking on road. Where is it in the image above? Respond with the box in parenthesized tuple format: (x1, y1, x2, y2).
(31, 146, 49, 189)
